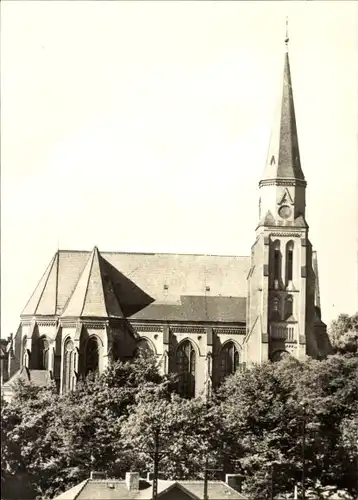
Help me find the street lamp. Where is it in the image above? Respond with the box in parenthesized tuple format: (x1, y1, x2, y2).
(299, 401, 307, 500)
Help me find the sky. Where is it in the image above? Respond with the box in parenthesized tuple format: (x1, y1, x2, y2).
(1, 1, 357, 337)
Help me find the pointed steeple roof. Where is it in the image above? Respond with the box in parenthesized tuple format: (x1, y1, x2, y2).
(61, 246, 124, 318)
(22, 251, 59, 316)
(261, 20, 305, 184)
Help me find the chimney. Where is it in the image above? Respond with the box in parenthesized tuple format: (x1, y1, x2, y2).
(126, 472, 140, 492)
(225, 474, 243, 493)
(147, 472, 154, 481)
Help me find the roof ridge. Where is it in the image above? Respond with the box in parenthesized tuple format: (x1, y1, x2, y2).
(58, 249, 249, 258)
(73, 478, 89, 500)
(80, 249, 96, 317)
(21, 252, 56, 316)
(34, 253, 57, 314)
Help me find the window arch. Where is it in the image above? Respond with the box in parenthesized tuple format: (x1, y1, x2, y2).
(63, 338, 75, 393)
(272, 240, 282, 282)
(285, 295, 293, 319)
(85, 337, 99, 376)
(271, 296, 281, 321)
(286, 241, 294, 283)
(219, 342, 240, 382)
(38, 336, 49, 370)
(137, 338, 154, 356)
(176, 340, 196, 399)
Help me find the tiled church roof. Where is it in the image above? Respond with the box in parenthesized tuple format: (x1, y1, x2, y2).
(62, 247, 124, 318)
(22, 250, 250, 323)
(131, 295, 247, 323)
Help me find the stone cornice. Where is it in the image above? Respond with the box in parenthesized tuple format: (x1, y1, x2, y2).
(259, 179, 307, 188)
(81, 322, 107, 329)
(171, 326, 205, 334)
(131, 323, 246, 336)
(36, 320, 58, 327)
(60, 319, 109, 329)
(134, 325, 163, 333)
(270, 232, 302, 238)
(213, 327, 246, 335)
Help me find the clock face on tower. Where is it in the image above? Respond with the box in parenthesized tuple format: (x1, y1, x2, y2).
(278, 205, 292, 219)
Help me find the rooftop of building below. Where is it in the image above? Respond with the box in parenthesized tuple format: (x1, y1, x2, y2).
(52, 471, 246, 500)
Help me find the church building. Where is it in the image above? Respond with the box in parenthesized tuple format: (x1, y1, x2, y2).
(1, 34, 331, 400)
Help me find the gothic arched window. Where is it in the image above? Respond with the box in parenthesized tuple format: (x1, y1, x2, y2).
(85, 337, 99, 375)
(219, 342, 240, 382)
(286, 241, 294, 283)
(271, 296, 281, 321)
(63, 338, 74, 393)
(176, 340, 196, 399)
(38, 336, 49, 370)
(137, 338, 154, 356)
(273, 240, 281, 282)
(285, 296, 293, 319)
(22, 336, 28, 368)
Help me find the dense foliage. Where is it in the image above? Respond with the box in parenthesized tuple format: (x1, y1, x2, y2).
(1, 315, 357, 500)
(328, 312, 358, 355)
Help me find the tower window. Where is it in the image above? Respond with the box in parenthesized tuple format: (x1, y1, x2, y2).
(274, 250, 280, 280)
(286, 241, 294, 283)
(285, 296, 293, 319)
(272, 240, 282, 285)
(287, 251, 293, 280)
(270, 296, 281, 321)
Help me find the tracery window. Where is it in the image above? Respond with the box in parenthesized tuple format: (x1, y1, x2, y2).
(219, 342, 240, 382)
(285, 296, 293, 319)
(273, 240, 281, 282)
(286, 241, 294, 283)
(271, 296, 281, 321)
(85, 337, 99, 375)
(137, 338, 154, 356)
(38, 336, 49, 370)
(176, 340, 196, 399)
(63, 338, 74, 393)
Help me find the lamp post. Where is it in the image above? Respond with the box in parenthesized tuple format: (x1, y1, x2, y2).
(152, 427, 160, 500)
(299, 401, 307, 500)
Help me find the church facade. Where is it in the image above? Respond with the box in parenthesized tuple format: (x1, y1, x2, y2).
(1, 39, 331, 400)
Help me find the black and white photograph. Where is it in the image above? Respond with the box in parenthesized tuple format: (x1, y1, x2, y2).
(1, 1, 357, 499)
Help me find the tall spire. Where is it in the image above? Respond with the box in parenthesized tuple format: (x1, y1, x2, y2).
(260, 17, 305, 184)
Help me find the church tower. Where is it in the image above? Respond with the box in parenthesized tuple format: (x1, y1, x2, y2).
(245, 23, 324, 363)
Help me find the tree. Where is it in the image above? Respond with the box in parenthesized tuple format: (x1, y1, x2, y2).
(216, 354, 358, 499)
(328, 313, 358, 355)
(120, 384, 231, 480)
(1, 353, 170, 499)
